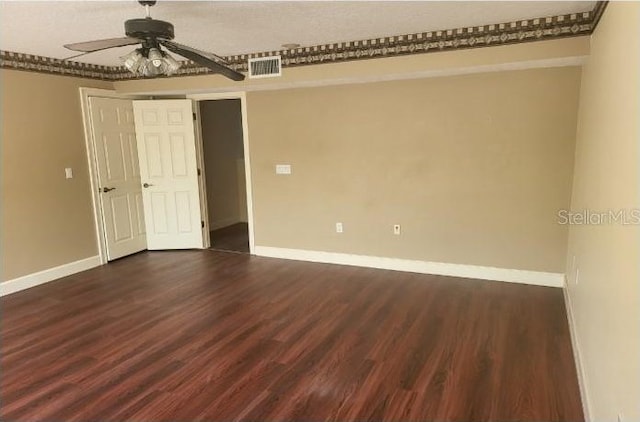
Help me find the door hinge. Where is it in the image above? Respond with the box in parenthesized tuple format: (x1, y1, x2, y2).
(197, 168, 201, 176)
(193, 112, 197, 121)
(201, 221, 205, 228)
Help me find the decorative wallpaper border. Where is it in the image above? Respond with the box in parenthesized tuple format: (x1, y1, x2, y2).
(224, 2, 606, 73)
(0, 51, 123, 81)
(0, 1, 608, 81)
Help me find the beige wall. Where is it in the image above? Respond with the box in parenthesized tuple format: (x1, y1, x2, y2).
(1, 36, 586, 280)
(565, 3, 640, 421)
(247, 66, 581, 272)
(1, 70, 112, 281)
(199, 99, 247, 229)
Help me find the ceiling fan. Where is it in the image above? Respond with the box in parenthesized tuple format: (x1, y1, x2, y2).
(63, 0, 245, 81)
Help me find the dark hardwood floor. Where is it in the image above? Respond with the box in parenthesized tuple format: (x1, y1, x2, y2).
(1, 250, 583, 421)
(210, 222, 249, 253)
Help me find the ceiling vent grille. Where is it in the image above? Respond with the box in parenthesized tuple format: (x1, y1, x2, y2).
(248, 56, 282, 79)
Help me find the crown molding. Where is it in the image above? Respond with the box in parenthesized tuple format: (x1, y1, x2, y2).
(0, 2, 607, 82)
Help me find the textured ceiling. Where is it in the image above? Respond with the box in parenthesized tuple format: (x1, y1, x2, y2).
(0, 1, 596, 66)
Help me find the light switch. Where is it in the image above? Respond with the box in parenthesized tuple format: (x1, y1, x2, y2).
(65, 168, 73, 179)
(275, 164, 291, 175)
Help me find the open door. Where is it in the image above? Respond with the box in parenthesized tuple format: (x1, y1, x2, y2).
(89, 97, 147, 260)
(132, 99, 203, 249)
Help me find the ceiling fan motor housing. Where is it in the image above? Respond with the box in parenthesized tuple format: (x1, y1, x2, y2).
(125, 18, 175, 41)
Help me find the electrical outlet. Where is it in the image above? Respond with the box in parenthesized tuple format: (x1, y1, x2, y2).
(275, 164, 291, 175)
(335, 222, 343, 233)
(393, 224, 401, 235)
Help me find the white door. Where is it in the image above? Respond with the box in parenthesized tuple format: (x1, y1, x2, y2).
(132, 100, 204, 249)
(90, 97, 147, 260)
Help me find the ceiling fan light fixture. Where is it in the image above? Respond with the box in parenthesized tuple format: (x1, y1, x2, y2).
(120, 48, 145, 73)
(120, 46, 181, 77)
(147, 47, 164, 67)
(162, 51, 181, 75)
(140, 60, 163, 77)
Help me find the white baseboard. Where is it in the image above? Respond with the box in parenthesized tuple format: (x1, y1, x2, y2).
(563, 282, 592, 421)
(1, 255, 101, 297)
(210, 216, 243, 230)
(254, 246, 565, 287)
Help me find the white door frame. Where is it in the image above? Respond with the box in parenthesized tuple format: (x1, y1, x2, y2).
(186, 92, 255, 254)
(79, 88, 146, 264)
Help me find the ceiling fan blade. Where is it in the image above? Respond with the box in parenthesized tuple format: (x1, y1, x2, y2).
(159, 40, 245, 81)
(64, 37, 142, 53)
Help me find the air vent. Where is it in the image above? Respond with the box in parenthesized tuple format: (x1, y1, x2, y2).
(248, 56, 282, 79)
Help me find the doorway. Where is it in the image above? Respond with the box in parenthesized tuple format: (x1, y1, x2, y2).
(199, 99, 249, 253)
(82, 89, 255, 264)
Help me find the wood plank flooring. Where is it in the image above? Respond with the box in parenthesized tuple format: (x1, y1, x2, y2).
(210, 223, 249, 253)
(1, 250, 583, 421)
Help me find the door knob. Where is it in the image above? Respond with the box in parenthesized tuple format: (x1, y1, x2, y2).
(143, 183, 154, 188)
(102, 187, 116, 193)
